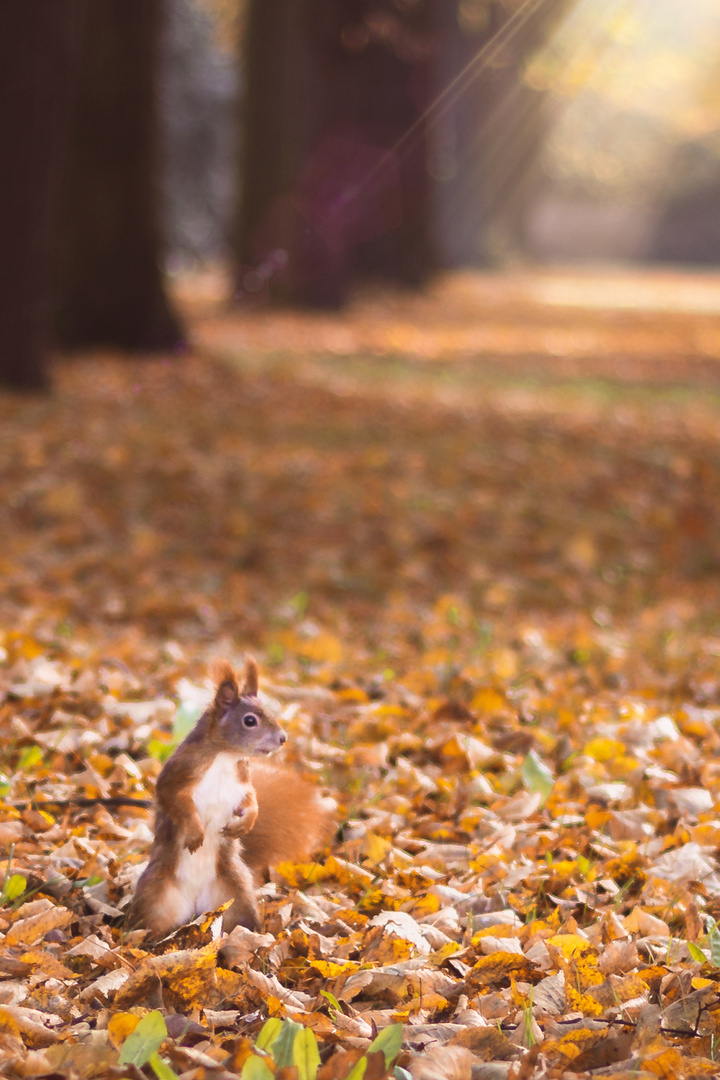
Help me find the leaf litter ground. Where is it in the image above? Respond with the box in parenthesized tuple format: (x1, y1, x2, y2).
(2, 268, 720, 1078)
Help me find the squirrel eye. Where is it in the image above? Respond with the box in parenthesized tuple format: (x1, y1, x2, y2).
(242, 713, 259, 728)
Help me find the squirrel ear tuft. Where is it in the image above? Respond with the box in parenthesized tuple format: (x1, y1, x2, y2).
(211, 660, 239, 712)
(241, 656, 259, 697)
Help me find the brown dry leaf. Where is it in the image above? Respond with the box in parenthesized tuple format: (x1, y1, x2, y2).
(468, 952, 542, 989)
(18, 949, 79, 981)
(317, 1048, 367, 1080)
(409, 1045, 474, 1080)
(0, 1007, 25, 1059)
(22, 1043, 119, 1079)
(0, 1006, 63, 1048)
(588, 971, 650, 1009)
(5, 906, 73, 947)
(449, 1026, 518, 1060)
(598, 939, 641, 975)
(543, 1024, 607, 1067)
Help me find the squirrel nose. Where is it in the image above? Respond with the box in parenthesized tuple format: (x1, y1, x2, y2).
(279, 731, 287, 745)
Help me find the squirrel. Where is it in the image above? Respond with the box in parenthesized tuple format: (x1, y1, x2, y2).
(131, 657, 334, 938)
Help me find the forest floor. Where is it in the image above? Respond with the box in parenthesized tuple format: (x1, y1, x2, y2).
(2, 267, 720, 1079)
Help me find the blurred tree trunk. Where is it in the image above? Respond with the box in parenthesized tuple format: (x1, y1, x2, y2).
(0, 2, 80, 389)
(236, 0, 440, 308)
(54, 0, 183, 351)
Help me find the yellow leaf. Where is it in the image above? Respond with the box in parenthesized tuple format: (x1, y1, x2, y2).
(410, 893, 441, 917)
(373, 705, 410, 719)
(108, 1012, 141, 1049)
(471, 686, 506, 714)
(469, 952, 541, 988)
(323, 856, 374, 888)
(584, 737, 625, 762)
(543, 1026, 602, 1061)
(459, 808, 482, 831)
(0, 1008, 22, 1041)
(5, 632, 44, 661)
(546, 934, 593, 959)
(428, 942, 462, 966)
(642, 1047, 696, 1079)
(565, 985, 604, 1017)
(19, 949, 78, 981)
(692, 976, 715, 990)
(407, 991, 449, 1013)
(691, 822, 720, 846)
(266, 995, 286, 1017)
(585, 805, 611, 829)
(338, 688, 369, 703)
(309, 959, 360, 977)
(376, 937, 414, 964)
(274, 861, 328, 888)
(335, 908, 369, 928)
(362, 832, 393, 867)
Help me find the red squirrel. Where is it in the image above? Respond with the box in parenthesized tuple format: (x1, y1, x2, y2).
(131, 657, 333, 937)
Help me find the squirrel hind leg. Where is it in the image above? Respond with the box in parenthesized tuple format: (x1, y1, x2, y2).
(133, 876, 194, 939)
(216, 848, 260, 933)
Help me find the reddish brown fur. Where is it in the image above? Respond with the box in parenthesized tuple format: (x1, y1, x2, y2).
(241, 760, 336, 880)
(131, 657, 335, 938)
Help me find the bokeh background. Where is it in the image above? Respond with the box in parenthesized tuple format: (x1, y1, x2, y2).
(3, 0, 720, 390)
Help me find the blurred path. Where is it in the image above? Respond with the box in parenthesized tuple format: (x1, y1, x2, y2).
(188, 267, 720, 412)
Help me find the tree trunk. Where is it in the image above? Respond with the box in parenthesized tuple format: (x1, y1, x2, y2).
(54, 0, 184, 351)
(237, 0, 337, 306)
(236, 0, 440, 308)
(0, 1, 80, 389)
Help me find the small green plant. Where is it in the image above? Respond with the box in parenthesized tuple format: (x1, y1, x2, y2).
(687, 940, 707, 964)
(576, 854, 592, 879)
(118, 1010, 179, 1080)
(706, 917, 720, 967)
(1, 846, 26, 906)
(16, 745, 43, 772)
(320, 989, 343, 1019)
(521, 988, 536, 1048)
(0, 871, 26, 906)
(522, 750, 554, 807)
(241, 1018, 403, 1080)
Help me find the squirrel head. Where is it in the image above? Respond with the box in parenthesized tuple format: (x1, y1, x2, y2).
(209, 657, 286, 756)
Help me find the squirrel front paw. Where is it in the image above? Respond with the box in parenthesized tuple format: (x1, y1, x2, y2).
(222, 814, 250, 839)
(184, 825, 205, 852)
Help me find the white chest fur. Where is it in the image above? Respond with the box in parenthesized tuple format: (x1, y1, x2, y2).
(193, 752, 248, 830)
(176, 752, 252, 916)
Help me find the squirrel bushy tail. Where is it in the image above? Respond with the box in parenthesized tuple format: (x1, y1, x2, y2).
(241, 760, 336, 880)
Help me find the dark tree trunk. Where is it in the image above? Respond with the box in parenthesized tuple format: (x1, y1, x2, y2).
(236, 0, 440, 308)
(0, 1, 80, 389)
(237, 0, 338, 306)
(54, 0, 183, 351)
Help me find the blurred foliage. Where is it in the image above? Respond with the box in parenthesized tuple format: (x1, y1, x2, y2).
(526, 0, 720, 199)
